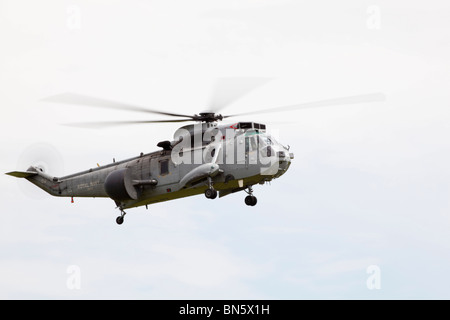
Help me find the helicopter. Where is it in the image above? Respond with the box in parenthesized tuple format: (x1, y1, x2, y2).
(6, 82, 385, 225)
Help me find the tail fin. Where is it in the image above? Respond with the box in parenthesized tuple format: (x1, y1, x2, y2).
(5, 171, 38, 178)
(5, 166, 61, 197)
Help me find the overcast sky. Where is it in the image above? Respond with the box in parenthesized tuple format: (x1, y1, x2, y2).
(1, 0, 450, 299)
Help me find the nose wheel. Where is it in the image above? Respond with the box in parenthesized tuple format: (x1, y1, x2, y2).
(245, 195, 257, 206)
(244, 186, 257, 206)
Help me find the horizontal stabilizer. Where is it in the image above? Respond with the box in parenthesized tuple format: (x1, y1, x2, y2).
(5, 171, 38, 178)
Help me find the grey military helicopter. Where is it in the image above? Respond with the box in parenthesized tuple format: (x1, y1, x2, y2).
(6, 83, 384, 225)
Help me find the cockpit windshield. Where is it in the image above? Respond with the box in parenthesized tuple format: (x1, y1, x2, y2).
(243, 130, 278, 147)
(258, 135, 274, 146)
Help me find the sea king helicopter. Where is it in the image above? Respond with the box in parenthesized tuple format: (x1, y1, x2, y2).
(6, 79, 385, 224)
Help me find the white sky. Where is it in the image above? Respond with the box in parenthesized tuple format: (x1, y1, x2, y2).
(1, 0, 450, 299)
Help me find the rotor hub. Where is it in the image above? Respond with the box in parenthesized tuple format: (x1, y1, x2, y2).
(195, 112, 223, 122)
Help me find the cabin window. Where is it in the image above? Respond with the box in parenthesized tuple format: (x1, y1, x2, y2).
(160, 159, 169, 175)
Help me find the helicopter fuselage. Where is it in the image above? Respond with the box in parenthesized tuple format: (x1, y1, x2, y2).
(7, 122, 293, 223)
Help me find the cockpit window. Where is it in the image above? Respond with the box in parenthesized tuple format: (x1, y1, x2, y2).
(241, 131, 277, 149)
(258, 135, 274, 146)
(250, 136, 257, 150)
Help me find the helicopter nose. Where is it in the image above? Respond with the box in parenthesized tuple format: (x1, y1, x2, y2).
(277, 150, 293, 173)
(277, 151, 294, 162)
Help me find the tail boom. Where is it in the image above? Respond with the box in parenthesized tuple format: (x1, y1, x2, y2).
(6, 166, 108, 198)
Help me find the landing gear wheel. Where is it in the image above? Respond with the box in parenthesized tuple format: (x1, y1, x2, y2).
(116, 216, 124, 225)
(245, 195, 257, 206)
(116, 209, 126, 225)
(205, 188, 217, 199)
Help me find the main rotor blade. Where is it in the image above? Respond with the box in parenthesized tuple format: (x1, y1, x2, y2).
(43, 93, 194, 119)
(224, 92, 386, 118)
(63, 118, 194, 129)
(207, 77, 272, 113)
